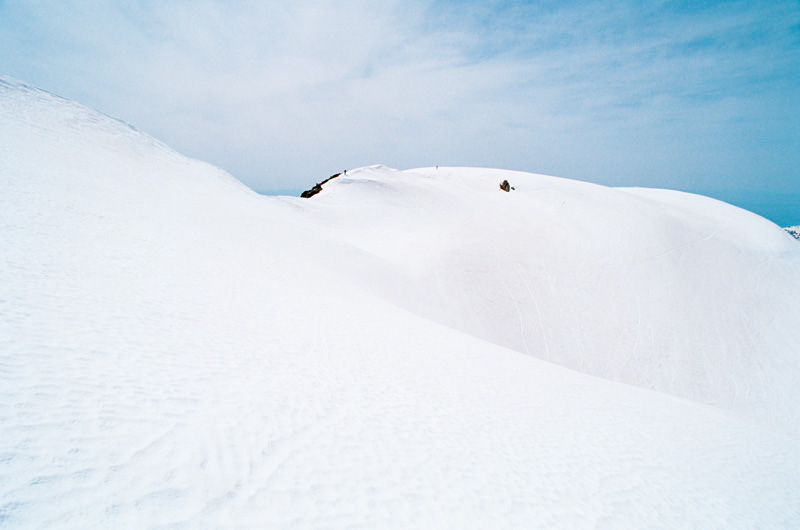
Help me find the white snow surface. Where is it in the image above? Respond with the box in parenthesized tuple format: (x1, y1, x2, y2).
(2, 78, 800, 528)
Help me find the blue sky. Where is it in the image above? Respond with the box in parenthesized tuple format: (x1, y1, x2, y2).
(1, 0, 798, 223)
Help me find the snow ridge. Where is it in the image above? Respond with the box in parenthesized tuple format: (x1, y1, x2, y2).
(292, 166, 800, 431)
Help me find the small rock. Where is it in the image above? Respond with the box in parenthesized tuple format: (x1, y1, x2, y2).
(499, 180, 514, 192)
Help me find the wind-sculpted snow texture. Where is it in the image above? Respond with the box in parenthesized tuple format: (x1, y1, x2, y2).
(2, 78, 800, 529)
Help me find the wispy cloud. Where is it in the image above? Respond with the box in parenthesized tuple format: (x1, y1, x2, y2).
(2, 0, 798, 195)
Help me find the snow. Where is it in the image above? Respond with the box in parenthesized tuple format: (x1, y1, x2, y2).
(2, 77, 800, 528)
(295, 165, 800, 431)
(786, 226, 800, 240)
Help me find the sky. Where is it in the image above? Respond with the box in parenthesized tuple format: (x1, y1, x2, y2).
(1, 0, 798, 224)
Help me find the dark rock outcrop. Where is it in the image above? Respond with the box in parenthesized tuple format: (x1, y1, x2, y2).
(301, 173, 341, 198)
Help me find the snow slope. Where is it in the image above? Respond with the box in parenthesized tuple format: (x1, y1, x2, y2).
(293, 166, 800, 431)
(2, 78, 800, 528)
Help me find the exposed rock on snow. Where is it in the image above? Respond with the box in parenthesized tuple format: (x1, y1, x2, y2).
(301, 172, 341, 198)
(499, 179, 514, 192)
(785, 225, 800, 240)
(2, 77, 800, 529)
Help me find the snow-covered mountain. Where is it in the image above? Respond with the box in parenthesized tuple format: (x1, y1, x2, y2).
(786, 226, 800, 240)
(295, 165, 800, 430)
(2, 77, 800, 528)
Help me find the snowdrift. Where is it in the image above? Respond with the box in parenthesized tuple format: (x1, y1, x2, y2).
(2, 78, 800, 529)
(293, 165, 800, 429)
